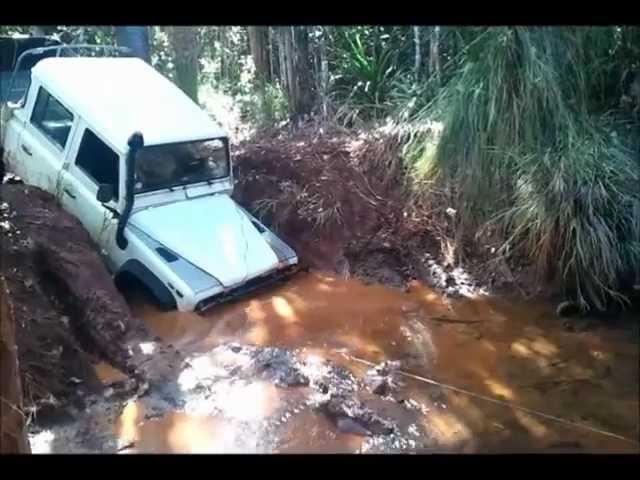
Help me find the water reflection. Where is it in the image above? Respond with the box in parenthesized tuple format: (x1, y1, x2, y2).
(113, 272, 639, 453)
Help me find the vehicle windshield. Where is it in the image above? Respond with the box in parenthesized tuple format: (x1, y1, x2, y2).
(134, 138, 230, 193)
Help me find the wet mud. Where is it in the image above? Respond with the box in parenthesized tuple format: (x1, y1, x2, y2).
(0, 184, 160, 415)
(28, 272, 639, 454)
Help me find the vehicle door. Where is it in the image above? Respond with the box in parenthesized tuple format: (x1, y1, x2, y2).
(58, 123, 123, 258)
(10, 84, 76, 194)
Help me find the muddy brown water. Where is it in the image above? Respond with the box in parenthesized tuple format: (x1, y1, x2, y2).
(102, 272, 638, 453)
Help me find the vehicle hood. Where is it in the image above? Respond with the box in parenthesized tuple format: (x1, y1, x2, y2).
(130, 194, 279, 288)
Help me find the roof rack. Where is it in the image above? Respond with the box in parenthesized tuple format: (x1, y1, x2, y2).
(16, 43, 133, 60)
(4, 44, 134, 105)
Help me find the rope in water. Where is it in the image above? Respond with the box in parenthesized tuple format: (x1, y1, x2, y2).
(341, 352, 640, 446)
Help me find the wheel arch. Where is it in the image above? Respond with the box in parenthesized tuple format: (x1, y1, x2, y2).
(115, 259, 176, 310)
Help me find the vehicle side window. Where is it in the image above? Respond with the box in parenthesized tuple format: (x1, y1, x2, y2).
(30, 88, 74, 149)
(75, 129, 120, 197)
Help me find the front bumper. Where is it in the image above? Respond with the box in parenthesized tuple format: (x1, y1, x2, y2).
(195, 263, 301, 312)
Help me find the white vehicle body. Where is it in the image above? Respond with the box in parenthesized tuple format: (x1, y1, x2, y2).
(1, 55, 298, 311)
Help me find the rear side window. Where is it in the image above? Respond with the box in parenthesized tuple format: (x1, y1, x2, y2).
(75, 129, 120, 196)
(30, 88, 74, 149)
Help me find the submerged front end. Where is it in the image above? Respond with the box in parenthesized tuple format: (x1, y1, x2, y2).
(129, 193, 299, 311)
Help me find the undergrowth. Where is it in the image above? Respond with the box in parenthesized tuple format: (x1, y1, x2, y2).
(402, 27, 640, 311)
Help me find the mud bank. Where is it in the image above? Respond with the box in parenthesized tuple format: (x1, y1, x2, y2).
(1, 276, 30, 453)
(233, 131, 432, 288)
(0, 184, 156, 415)
(232, 130, 531, 299)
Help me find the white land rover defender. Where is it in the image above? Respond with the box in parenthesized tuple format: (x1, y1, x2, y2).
(1, 43, 298, 311)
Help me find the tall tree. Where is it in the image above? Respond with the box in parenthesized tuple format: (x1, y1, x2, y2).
(269, 28, 278, 82)
(219, 26, 229, 84)
(277, 26, 315, 123)
(428, 26, 441, 84)
(413, 26, 422, 75)
(115, 26, 151, 63)
(166, 26, 201, 103)
(318, 27, 330, 120)
(248, 26, 271, 85)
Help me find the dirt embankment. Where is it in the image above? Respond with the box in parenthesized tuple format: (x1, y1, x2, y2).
(232, 129, 512, 297)
(235, 128, 640, 312)
(0, 184, 154, 419)
(1, 276, 30, 453)
(235, 131, 416, 284)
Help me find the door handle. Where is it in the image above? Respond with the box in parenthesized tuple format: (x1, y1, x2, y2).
(63, 188, 76, 199)
(21, 144, 32, 156)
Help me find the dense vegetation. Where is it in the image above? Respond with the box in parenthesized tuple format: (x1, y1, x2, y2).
(2, 25, 639, 310)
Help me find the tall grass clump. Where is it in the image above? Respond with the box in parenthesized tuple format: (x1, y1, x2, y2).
(328, 27, 401, 124)
(403, 27, 640, 311)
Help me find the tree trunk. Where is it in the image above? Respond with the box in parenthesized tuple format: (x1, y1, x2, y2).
(429, 26, 441, 84)
(248, 26, 271, 85)
(413, 26, 422, 76)
(296, 26, 315, 120)
(220, 26, 228, 83)
(276, 27, 288, 93)
(319, 27, 329, 120)
(277, 26, 315, 124)
(269, 28, 277, 83)
(115, 26, 151, 63)
(166, 26, 201, 103)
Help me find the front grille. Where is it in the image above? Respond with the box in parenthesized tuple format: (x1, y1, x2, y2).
(196, 264, 300, 312)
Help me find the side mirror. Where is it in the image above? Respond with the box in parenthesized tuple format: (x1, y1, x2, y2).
(96, 184, 115, 203)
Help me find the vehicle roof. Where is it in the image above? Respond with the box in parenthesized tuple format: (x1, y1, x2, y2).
(31, 57, 226, 152)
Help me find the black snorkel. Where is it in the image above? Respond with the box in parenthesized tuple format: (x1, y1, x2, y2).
(116, 131, 144, 250)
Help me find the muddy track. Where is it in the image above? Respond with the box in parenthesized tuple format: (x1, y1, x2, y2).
(0, 184, 154, 414)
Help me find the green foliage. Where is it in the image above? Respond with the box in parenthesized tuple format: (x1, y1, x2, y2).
(389, 76, 440, 122)
(256, 82, 289, 125)
(327, 27, 406, 121)
(0, 25, 115, 44)
(200, 42, 287, 130)
(237, 81, 289, 128)
(0, 26, 31, 36)
(150, 27, 174, 80)
(404, 27, 640, 310)
(199, 27, 250, 89)
(500, 121, 639, 310)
